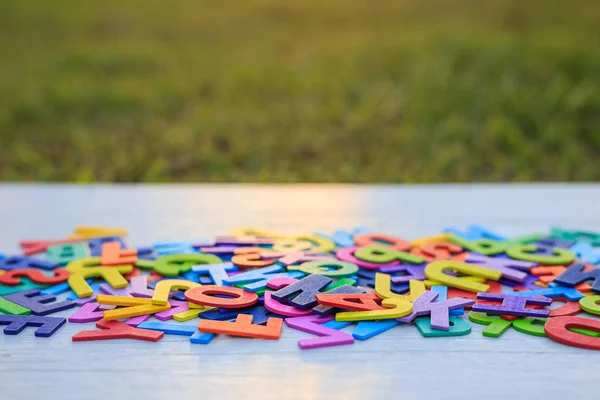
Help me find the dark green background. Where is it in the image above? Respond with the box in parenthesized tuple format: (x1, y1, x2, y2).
(0, 0, 598, 182)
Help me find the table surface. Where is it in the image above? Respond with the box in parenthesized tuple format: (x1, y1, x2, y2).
(0, 183, 599, 400)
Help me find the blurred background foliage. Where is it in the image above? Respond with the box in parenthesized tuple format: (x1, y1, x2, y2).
(0, 0, 598, 182)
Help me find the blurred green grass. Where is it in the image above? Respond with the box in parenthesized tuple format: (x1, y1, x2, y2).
(0, 0, 598, 182)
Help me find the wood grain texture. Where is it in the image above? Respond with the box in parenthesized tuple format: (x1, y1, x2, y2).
(0, 184, 599, 400)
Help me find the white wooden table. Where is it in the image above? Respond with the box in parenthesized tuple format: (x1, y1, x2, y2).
(0, 184, 598, 400)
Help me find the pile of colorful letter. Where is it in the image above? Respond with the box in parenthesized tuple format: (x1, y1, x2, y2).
(0, 225, 599, 350)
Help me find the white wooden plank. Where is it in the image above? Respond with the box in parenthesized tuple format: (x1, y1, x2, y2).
(0, 184, 598, 400)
